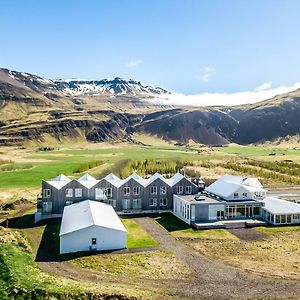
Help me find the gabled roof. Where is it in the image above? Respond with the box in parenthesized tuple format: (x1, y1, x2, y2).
(148, 172, 171, 186)
(165, 172, 187, 186)
(206, 180, 241, 198)
(60, 200, 127, 236)
(104, 173, 120, 181)
(45, 173, 71, 190)
(263, 197, 300, 215)
(77, 173, 99, 189)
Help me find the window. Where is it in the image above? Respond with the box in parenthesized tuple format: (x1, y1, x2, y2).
(133, 186, 140, 195)
(294, 214, 300, 220)
(42, 201, 52, 213)
(160, 198, 167, 206)
(151, 186, 157, 195)
(43, 189, 51, 198)
(65, 200, 73, 206)
(177, 186, 183, 194)
(233, 193, 238, 199)
(133, 199, 142, 209)
(66, 189, 73, 198)
(150, 198, 157, 207)
(75, 188, 82, 198)
(160, 186, 167, 195)
(108, 199, 116, 208)
(92, 238, 97, 245)
(185, 186, 192, 194)
(242, 192, 247, 198)
(123, 187, 130, 195)
(122, 199, 130, 210)
(95, 188, 106, 200)
(105, 188, 113, 198)
(253, 207, 260, 216)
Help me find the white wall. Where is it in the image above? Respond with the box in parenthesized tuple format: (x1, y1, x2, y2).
(172, 195, 191, 225)
(60, 225, 127, 254)
(226, 186, 254, 201)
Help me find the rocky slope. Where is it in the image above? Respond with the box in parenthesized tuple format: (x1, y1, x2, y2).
(0, 67, 300, 146)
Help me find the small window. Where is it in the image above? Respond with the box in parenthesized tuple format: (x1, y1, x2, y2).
(43, 189, 51, 198)
(233, 193, 238, 199)
(133, 186, 140, 195)
(151, 186, 157, 195)
(242, 192, 247, 198)
(177, 186, 183, 194)
(123, 187, 130, 195)
(160, 198, 168, 206)
(105, 188, 113, 198)
(150, 198, 157, 207)
(75, 188, 82, 198)
(66, 189, 73, 198)
(92, 238, 97, 245)
(42, 201, 52, 213)
(108, 199, 116, 208)
(160, 186, 167, 195)
(185, 186, 192, 194)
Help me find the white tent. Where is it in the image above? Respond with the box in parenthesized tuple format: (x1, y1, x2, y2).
(59, 200, 127, 254)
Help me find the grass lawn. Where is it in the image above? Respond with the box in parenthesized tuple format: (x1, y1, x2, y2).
(255, 225, 300, 235)
(154, 213, 237, 240)
(71, 250, 192, 279)
(122, 218, 159, 248)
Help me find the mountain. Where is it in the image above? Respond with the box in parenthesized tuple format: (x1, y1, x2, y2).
(1, 67, 300, 146)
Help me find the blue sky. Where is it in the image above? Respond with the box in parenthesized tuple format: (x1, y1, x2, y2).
(1, 0, 300, 99)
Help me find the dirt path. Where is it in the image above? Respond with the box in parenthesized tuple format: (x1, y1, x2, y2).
(135, 217, 300, 299)
(29, 217, 300, 299)
(228, 228, 269, 241)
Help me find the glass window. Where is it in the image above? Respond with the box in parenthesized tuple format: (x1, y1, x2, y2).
(287, 215, 292, 223)
(133, 199, 142, 209)
(177, 186, 183, 194)
(75, 188, 82, 197)
(66, 189, 73, 198)
(123, 187, 130, 195)
(253, 207, 260, 216)
(186, 186, 192, 194)
(108, 199, 116, 208)
(160, 198, 167, 206)
(43, 189, 51, 198)
(133, 186, 140, 195)
(233, 193, 238, 199)
(42, 201, 52, 213)
(105, 188, 113, 198)
(92, 238, 97, 245)
(275, 215, 280, 223)
(151, 186, 157, 195)
(160, 186, 167, 195)
(242, 192, 247, 198)
(150, 198, 157, 206)
(95, 188, 106, 200)
(122, 199, 130, 210)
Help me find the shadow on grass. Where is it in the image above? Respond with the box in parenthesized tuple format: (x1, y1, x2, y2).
(153, 212, 191, 232)
(0, 213, 38, 229)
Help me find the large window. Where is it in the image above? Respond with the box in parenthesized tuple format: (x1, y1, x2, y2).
(75, 188, 82, 198)
(133, 199, 142, 209)
(108, 199, 116, 208)
(160, 198, 167, 206)
(42, 201, 52, 213)
(177, 186, 183, 194)
(95, 188, 106, 200)
(122, 199, 131, 210)
(150, 198, 157, 207)
(185, 186, 192, 194)
(160, 186, 167, 195)
(66, 189, 73, 198)
(43, 189, 51, 198)
(253, 207, 260, 216)
(151, 186, 157, 195)
(123, 187, 130, 195)
(133, 186, 140, 195)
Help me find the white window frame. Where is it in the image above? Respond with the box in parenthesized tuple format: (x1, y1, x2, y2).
(105, 187, 113, 198)
(177, 186, 183, 194)
(122, 199, 131, 210)
(75, 188, 82, 198)
(108, 199, 117, 208)
(42, 201, 52, 213)
(151, 186, 157, 195)
(160, 198, 168, 206)
(123, 187, 130, 195)
(150, 198, 157, 207)
(133, 199, 142, 209)
(133, 186, 140, 195)
(43, 189, 51, 198)
(66, 188, 73, 198)
(160, 186, 167, 195)
(95, 187, 106, 200)
(185, 186, 192, 194)
(242, 192, 247, 198)
(233, 192, 238, 199)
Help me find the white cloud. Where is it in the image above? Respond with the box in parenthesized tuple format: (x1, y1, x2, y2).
(153, 82, 300, 107)
(255, 81, 272, 91)
(125, 59, 143, 68)
(197, 66, 216, 82)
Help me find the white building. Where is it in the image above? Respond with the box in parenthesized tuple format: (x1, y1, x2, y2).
(262, 197, 300, 225)
(206, 174, 267, 201)
(59, 200, 127, 254)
